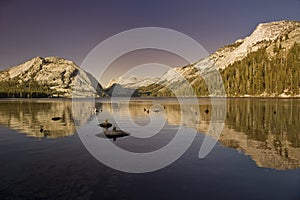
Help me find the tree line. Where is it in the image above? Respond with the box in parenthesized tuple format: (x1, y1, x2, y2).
(0, 78, 56, 98)
(220, 42, 300, 96)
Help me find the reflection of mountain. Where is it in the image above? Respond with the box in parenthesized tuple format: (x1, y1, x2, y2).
(100, 98, 300, 170)
(219, 99, 300, 170)
(1, 98, 299, 170)
(220, 127, 300, 170)
(196, 99, 300, 170)
(0, 100, 94, 138)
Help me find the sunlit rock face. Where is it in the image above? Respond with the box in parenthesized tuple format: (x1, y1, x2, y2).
(0, 56, 105, 98)
(209, 20, 300, 69)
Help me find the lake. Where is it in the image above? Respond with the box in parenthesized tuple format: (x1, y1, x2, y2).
(0, 98, 299, 200)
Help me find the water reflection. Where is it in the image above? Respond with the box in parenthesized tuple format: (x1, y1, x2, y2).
(221, 98, 300, 170)
(98, 98, 300, 170)
(0, 100, 77, 138)
(0, 98, 299, 170)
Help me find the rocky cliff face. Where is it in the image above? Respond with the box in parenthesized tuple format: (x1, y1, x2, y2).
(0, 56, 105, 98)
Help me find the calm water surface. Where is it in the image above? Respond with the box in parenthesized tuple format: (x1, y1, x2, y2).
(0, 98, 299, 200)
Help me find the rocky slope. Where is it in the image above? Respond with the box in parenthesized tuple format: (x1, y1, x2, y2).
(0, 56, 105, 98)
(209, 20, 300, 69)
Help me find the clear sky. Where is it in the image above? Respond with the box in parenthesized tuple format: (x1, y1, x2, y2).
(0, 0, 300, 84)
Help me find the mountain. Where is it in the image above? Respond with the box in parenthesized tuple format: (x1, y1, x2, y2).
(0, 56, 105, 98)
(1, 20, 299, 98)
(104, 83, 139, 97)
(209, 20, 300, 69)
(106, 75, 159, 89)
(112, 20, 300, 97)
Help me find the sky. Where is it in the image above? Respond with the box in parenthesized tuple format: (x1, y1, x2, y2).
(0, 0, 300, 85)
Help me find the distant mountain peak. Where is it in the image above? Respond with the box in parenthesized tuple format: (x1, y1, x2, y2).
(106, 75, 159, 89)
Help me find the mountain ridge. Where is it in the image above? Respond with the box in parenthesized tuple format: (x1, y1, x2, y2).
(1, 20, 300, 98)
(116, 20, 300, 97)
(0, 56, 105, 98)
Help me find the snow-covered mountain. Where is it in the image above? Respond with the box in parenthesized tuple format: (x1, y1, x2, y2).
(0, 56, 105, 98)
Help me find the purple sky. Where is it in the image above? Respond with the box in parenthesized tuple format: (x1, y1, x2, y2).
(0, 0, 300, 83)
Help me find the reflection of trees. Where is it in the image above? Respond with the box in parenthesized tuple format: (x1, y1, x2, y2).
(225, 99, 300, 148)
(216, 99, 300, 170)
(100, 99, 299, 150)
(0, 100, 102, 138)
(1, 98, 299, 169)
(0, 100, 77, 138)
(100, 98, 300, 170)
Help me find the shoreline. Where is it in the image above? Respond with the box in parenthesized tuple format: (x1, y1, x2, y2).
(1, 96, 300, 101)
